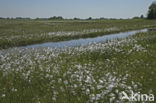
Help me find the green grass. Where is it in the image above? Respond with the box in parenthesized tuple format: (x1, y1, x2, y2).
(0, 30, 156, 102)
(1, 19, 156, 49)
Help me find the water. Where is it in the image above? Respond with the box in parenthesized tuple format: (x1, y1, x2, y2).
(21, 29, 148, 49)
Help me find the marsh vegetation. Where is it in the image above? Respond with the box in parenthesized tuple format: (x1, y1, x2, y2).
(0, 19, 156, 103)
(1, 19, 156, 49)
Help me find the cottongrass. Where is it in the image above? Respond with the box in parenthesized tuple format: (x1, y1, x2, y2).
(0, 36, 150, 103)
(0, 27, 119, 43)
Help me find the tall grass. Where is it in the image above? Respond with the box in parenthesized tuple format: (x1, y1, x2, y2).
(1, 19, 156, 49)
(0, 31, 156, 103)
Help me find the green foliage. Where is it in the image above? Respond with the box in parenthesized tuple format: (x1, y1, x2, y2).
(87, 17, 92, 20)
(48, 16, 64, 20)
(73, 17, 80, 20)
(140, 15, 144, 19)
(147, 2, 156, 19)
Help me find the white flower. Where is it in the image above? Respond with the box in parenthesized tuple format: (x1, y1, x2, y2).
(97, 85, 103, 90)
(11, 88, 18, 92)
(58, 78, 62, 83)
(52, 97, 56, 101)
(95, 94, 101, 100)
(64, 80, 68, 85)
(2, 94, 6, 98)
(86, 88, 90, 95)
(90, 94, 96, 102)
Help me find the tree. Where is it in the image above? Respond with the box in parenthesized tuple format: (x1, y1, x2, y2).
(48, 16, 63, 20)
(73, 17, 80, 20)
(87, 17, 92, 20)
(147, 2, 156, 19)
(140, 15, 144, 19)
(0, 17, 4, 19)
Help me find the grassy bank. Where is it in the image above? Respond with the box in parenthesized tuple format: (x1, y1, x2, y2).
(0, 30, 155, 102)
(1, 19, 156, 49)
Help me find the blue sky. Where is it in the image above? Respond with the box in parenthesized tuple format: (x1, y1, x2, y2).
(0, 0, 155, 19)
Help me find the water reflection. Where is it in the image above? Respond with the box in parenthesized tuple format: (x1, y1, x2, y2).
(20, 29, 148, 49)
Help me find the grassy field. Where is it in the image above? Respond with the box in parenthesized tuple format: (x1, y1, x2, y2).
(0, 23, 156, 103)
(1, 19, 156, 49)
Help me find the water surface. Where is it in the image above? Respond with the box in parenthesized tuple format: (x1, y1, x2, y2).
(21, 29, 148, 49)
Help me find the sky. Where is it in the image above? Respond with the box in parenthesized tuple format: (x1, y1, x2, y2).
(0, 0, 155, 19)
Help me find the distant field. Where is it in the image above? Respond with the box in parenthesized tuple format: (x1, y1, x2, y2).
(0, 19, 156, 49)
